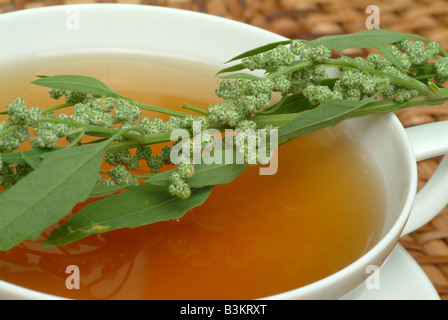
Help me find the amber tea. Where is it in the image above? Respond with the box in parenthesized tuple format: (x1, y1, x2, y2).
(0, 53, 386, 300)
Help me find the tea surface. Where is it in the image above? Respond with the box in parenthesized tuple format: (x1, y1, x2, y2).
(0, 53, 386, 300)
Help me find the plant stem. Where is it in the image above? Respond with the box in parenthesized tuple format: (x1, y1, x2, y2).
(252, 91, 448, 127)
(182, 104, 209, 116)
(42, 102, 73, 114)
(0, 124, 21, 139)
(41, 118, 116, 135)
(263, 58, 434, 96)
(324, 59, 434, 95)
(134, 101, 192, 118)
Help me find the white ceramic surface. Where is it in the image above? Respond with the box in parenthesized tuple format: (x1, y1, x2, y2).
(341, 244, 440, 300)
(0, 4, 447, 300)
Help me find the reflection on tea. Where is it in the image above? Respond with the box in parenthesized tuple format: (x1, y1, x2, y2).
(0, 54, 386, 299)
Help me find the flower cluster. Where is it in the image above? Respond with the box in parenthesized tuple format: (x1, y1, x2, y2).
(168, 163, 195, 199)
(208, 41, 333, 126)
(241, 41, 331, 71)
(435, 57, 448, 84)
(396, 40, 439, 67)
(165, 128, 216, 199)
(49, 88, 87, 105)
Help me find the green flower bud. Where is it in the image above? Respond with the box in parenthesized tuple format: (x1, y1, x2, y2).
(115, 100, 141, 123)
(311, 45, 331, 63)
(30, 129, 58, 149)
(105, 152, 119, 166)
(64, 90, 87, 104)
(273, 75, 291, 93)
(152, 118, 168, 133)
(101, 178, 116, 186)
(7, 97, 28, 124)
(49, 88, 64, 100)
(169, 171, 183, 185)
(147, 155, 164, 173)
(0, 135, 20, 151)
(109, 165, 138, 186)
(135, 145, 152, 161)
(237, 120, 257, 132)
(397, 39, 413, 52)
(242, 54, 266, 71)
(126, 156, 141, 171)
(346, 88, 362, 101)
(290, 40, 306, 56)
(408, 40, 428, 65)
(366, 53, 382, 69)
(11, 127, 30, 143)
(168, 180, 191, 200)
(426, 41, 440, 58)
(166, 116, 183, 132)
(303, 85, 333, 105)
(24, 107, 42, 127)
(160, 146, 172, 164)
(91, 96, 117, 113)
(178, 163, 195, 179)
(89, 109, 115, 128)
(399, 53, 412, 70)
(435, 57, 448, 78)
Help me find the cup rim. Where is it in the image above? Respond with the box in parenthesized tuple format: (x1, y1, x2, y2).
(0, 3, 418, 300)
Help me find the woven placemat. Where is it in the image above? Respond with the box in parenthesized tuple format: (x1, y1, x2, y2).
(2, 0, 448, 300)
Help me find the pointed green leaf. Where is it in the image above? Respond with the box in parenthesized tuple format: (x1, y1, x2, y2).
(225, 40, 292, 63)
(277, 99, 367, 144)
(89, 184, 125, 198)
(218, 73, 262, 80)
(0, 148, 56, 167)
(42, 184, 214, 247)
(261, 93, 315, 115)
(0, 140, 111, 251)
(31, 75, 122, 98)
(216, 63, 245, 75)
(311, 29, 430, 51)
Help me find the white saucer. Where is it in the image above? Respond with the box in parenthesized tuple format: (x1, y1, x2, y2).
(343, 244, 440, 300)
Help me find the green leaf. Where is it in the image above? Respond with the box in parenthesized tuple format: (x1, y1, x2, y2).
(373, 43, 405, 72)
(277, 99, 368, 144)
(351, 101, 410, 118)
(311, 29, 430, 51)
(147, 149, 248, 188)
(89, 184, 125, 198)
(31, 75, 122, 98)
(225, 40, 293, 63)
(216, 63, 245, 75)
(261, 93, 315, 115)
(218, 73, 262, 80)
(0, 140, 111, 251)
(42, 184, 214, 247)
(0, 149, 54, 167)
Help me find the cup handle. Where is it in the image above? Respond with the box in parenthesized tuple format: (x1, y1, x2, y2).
(402, 121, 448, 236)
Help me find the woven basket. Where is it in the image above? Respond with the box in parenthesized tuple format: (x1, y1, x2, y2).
(1, 0, 448, 300)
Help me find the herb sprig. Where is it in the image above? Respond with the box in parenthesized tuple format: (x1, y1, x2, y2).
(1, 29, 448, 251)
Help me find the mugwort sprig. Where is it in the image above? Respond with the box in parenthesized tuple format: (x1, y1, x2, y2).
(2, 29, 448, 250)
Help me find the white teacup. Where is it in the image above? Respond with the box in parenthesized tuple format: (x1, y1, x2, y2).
(1, 4, 448, 300)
